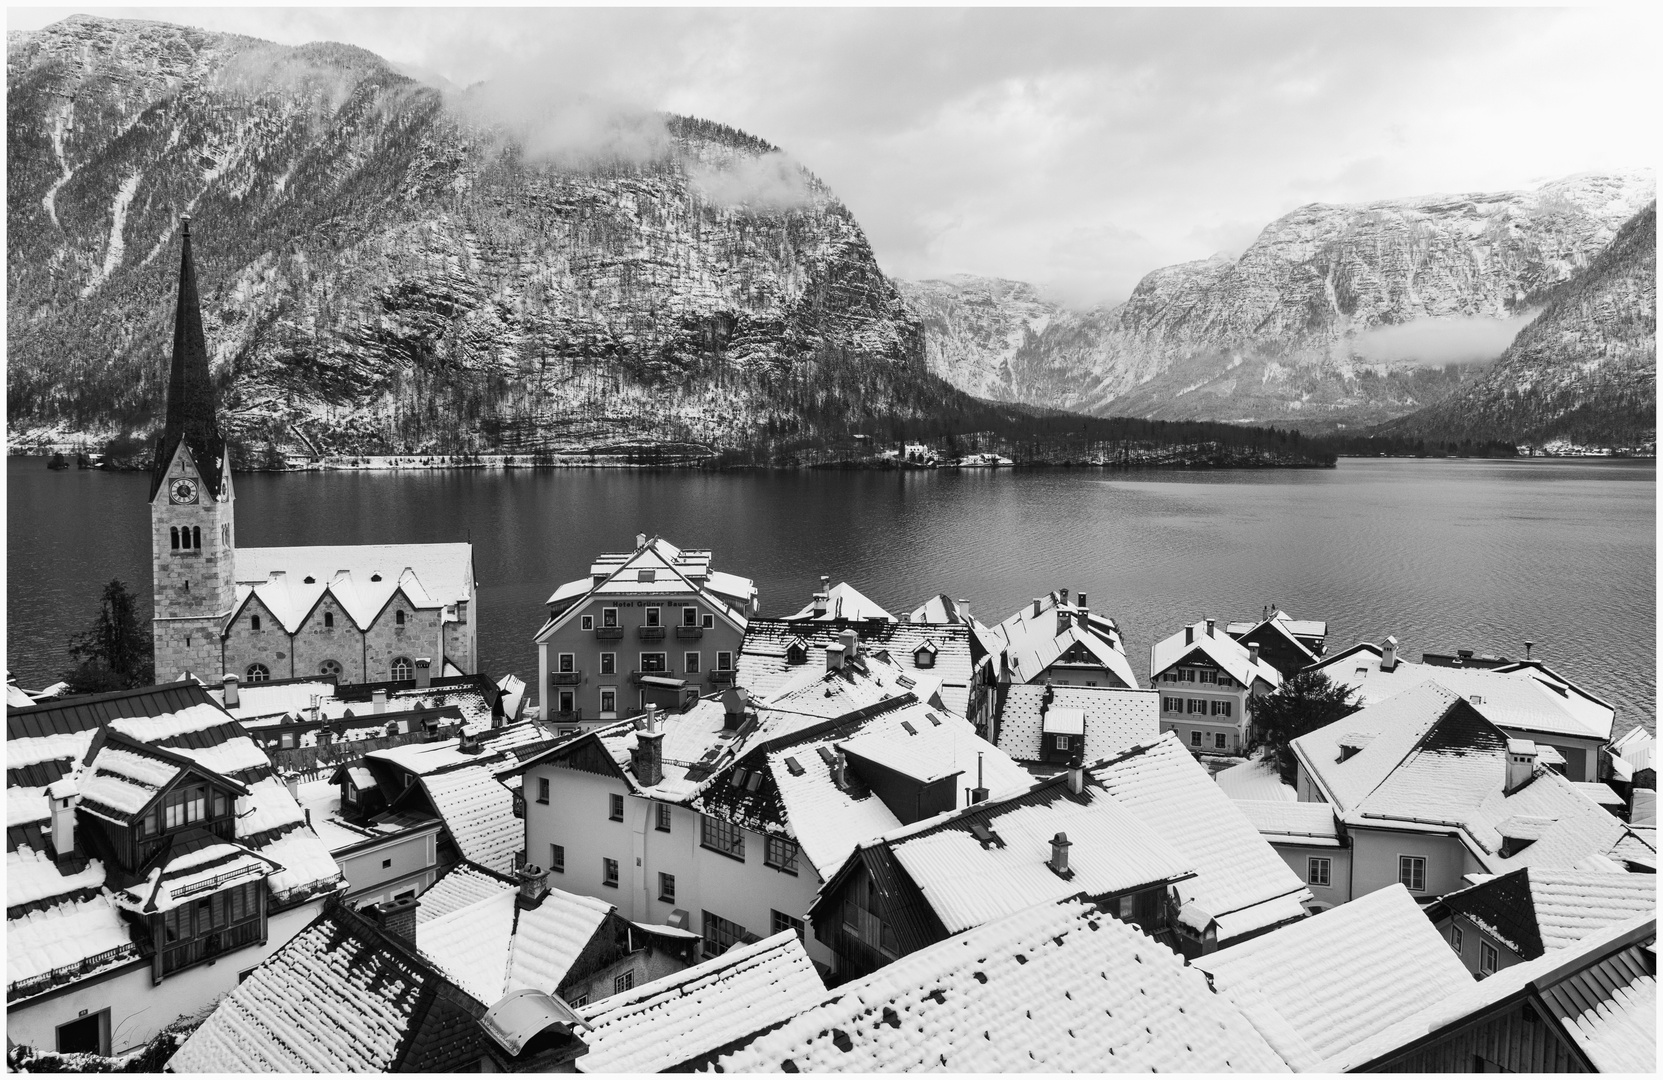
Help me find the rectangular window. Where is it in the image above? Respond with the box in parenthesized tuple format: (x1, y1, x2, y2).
(603, 858, 619, 887)
(1451, 924, 1464, 955)
(1053, 734, 1070, 751)
(702, 910, 751, 958)
(212, 790, 229, 818)
(600, 652, 617, 675)
(600, 688, 617, 716)
(581, 614, 595, 631)
(659, 872, 676, 903)
(1479, 940, 1498, 976)
(772, 909, 806, 941)
(764, 835, 800, 875)
(558, 652, 575, 673)
(1399, 855, 1427, 892)
(683, 606, 699, 626)
(717, 651, 733, 671)
(1214, 733, 1228, 749)
(1190, 730, 1203, 747)
(656, 803, 672, 832)
(609, 793, 624, 821)
(1220, 700, 1233, 718)
(701, 815, 746, 860)
(551, 844, 565, 873)
(685, 652, 701, 673)
(641, 652, 667, 673)
(1308, 857, 1331, 887)
(164, 785, 210, 830)
(559, 690, 575, 713)
(645, 607, 661, 627)
(537, 777, 550, 805)
(602, 607, 619, 628)
(702, 614, 715, 629)
(614, 970, 634, 994)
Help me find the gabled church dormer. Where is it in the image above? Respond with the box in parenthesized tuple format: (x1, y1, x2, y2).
(150, 217, 236, 681)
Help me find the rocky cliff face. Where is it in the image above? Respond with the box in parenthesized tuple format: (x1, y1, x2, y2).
(896, 275, 1066, 402)
(906, 172, 1654, 433)
(6, 15, 946, 461)
(1381, 202, 1656, 450)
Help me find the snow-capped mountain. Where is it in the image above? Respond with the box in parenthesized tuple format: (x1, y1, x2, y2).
(905, 172, 1655, 433)
(6, 15, 950, 461)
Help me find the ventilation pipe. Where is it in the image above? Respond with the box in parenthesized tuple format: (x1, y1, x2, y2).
(1381, 636, 1399, 672)
(1524, 640, 1535, 661)
(1048, 831, 1072, 876)
(970, 753, 989, 804)
(47, 778, 79, 860)
(222, 674, 240, 709)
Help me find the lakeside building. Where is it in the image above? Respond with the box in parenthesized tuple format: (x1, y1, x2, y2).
(532, 536, 757, 730)
(988, 681, 1160, 770)
(785, 577, 897, 623)
(989, 589, 1140, 690)
(1289, 682, 1655, 906)
(148, 222, 476, 686)
(7, 684, 342, 1056)
(1150, 618, 1282, 756)
(1224, 607, 1328, 678)
(1307, 639, 1615, 782)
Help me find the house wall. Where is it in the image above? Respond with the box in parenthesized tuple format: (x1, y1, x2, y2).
(1443, 912, 1528, 979)
(537, 596, 744, 721)
(336, 826, 441, 905)
(1035, 662, 1125, 689)
(522, 762, 830, 970)
(1348, 827, 1470, 903)
(442, 598, 476, 675)
(1153, 660, 1253, 754)
(1270, 841, 1352, 909)
(5, 899, 324, 1055)
(222, 594, 289, 683)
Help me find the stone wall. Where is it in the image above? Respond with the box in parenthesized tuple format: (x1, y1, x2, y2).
(151, 447, 235, 680)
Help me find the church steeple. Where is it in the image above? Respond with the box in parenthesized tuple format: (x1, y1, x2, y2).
(150, 215, 226, 501)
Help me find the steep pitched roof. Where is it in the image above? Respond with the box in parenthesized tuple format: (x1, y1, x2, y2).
(1150, 620, 1281, 690)
(1214, 753, 1298, 803)
(234, 544, 474, 633)
(1195, 884, 1474, 1062)
(416, 878, 616, 1004)
(149, 220, 226, 501)
(998, 611, 1139, 689)
(1091, 735, 1311, 943)
(534, 537, 752, 640)
(994, 683, 1159, 764)
(574, 931, 824, 1073)
(1440, 868, 1657, 959)
(739, 619, 975, 717)
(786, 580, 897, 622)
(714, 898, 1293, 1073)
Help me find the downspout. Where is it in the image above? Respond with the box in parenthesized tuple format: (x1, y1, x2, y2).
(289, 630, 297, 679)
(362, 629, 368, 683)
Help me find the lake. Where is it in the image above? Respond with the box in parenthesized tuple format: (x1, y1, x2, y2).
(6, 456, 1655, 736)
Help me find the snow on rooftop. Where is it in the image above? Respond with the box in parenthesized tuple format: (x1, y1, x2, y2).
(6, 728, 97, 771)
(995, 684, 1159, 764)
(416, 864, 513, 923)
(107, 701, 240, 743)
(839, 729, 961, 784)
(7, 893, 136, 991)
(1214, 752, 1297, 803)
(1233, 800, 1342, 844)
(504, 889, 615, 995)
(715, 898, 1291, 1073)
(417, 890, 518, 1004)
(1091, 735, 1310, 942)
(8, 786, 49, 828)
(1151, 620, 1279, 690)
(233, 775, 306, 837)
(260, 828, 343, 896)
(420, 767, 520, 873)
(576, 931, 824, 1073)
(1521, 869, 1656, 952)
(1195, 884, 1474, 1062)
(1559, 971, 1656, 1073)
(785, 580, 896, 622)
(5, 847, 106, 910)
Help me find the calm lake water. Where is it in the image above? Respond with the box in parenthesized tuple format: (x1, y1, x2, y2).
(6, 456, 1655, 736)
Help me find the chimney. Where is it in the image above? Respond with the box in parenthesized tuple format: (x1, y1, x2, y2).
(1067, 765, 1085, 795)
(283, 771, 300, 800)
(1033, 597, 1044, 618)
(370, 896, 419, 946)
(1524, 640, 1535, 661)
(956, 599, 971, 623)
(1042, 678, 1055, 706)
(813, 575, 830, 617)
(1185, 625, 1195, 646)
(826, 643, 846, 671)
(222, 674, 240, 709)
(1205, 618, 1215, 638)
(372, 689, 388, 714)
(636, 532, 648, 548)
(832, 747, 847, 789)
(1381, 635, 1398, 672)
(459, 731, 483, 755)
(637, 710, 665, 787)
(308, 694, 322, 724)
(839, 628, 860, 659)
(1505, 739, 1537, 795)
(721, 686, 751, 729)
(1056, 608, 1071, 636)
(1059, 588, 1069, 605)
(47, 779, 79, 860)
(1048, 831, 1072, 876)
(516, 863, 550, 909)
(1248, 643, 1260, 665)
(415, 657, 432, 688)
(970, 753, 989, 804)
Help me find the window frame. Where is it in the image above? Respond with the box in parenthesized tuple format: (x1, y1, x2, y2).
(716, 651, 734, 671)
(771, 909, 806, 942)
(246, 663, 271, 683)
(609, 792, 625, 821)
(1214, 732, 1228, 750)
(558, 652, 576, 673)
(537, 777, 550, 805)
(1052, 734, 1070, 751)
(700, 814, 746, 861)
(1189, 730, 1203, 747)
(1479, 939, 1499, 975)
(599, 687, 618, 717)
(1399, 854, 1427, 893)
(764, 834, 800, 875)
(683, 606, 699, 627)
(603, 858, 619, 888)
(701, 614, 715, 629)
(550, 844, 565, 873)
(600, 652, 617, 675)
(656, 803, 672, 832)
(658, 872, 676, 903)
(391, 656, 414, 681)
(1307, 856, 1331, 888)
(1450, 923, 1464, 956)
(684, 651, 701, 674)
(640, 652, 668, 673)
(644, 606, 662, 628)
(613, 971, 634, 994)
(581, 614, 595, 631)
(601, 607, 619, 628)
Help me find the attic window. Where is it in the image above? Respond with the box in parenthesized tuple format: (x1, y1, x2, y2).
(901, 721, 918, 735)
(816, 747, 838, 767)
(304, 576, 316, 584)
(927, 714, 942, 727)
(370, 573, 382, 582)
(639, 569, 656, 582)
(745, 772, 763, 792)
(784, 756, 805, 776)
(731, 769, 749, 788)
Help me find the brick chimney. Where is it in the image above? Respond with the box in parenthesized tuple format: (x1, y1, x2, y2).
(516, 864, 550, 910)
(222, 674, 240, 709)
(636, 707, 664, 787)
(370, 896, 419, 946)
(47, 778, 79, 860)
(1048, 831, 1072, 877)
(415, 658, 432, 688)
(1505, 739, 1538, 795)
(1381, 635, 1399, 672)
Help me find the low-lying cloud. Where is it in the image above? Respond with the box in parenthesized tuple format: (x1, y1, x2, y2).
(1351, 311, 1539, 366)
(689, 152, 813, 209)
(448, 81, 670, 167)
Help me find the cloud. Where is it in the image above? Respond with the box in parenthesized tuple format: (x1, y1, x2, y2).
(1351, 312, 1540, 366)
(689, 152, 813, 209)
(448, 81, 670, 167)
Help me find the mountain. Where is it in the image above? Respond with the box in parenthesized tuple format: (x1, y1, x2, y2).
(904, 172, 1654, 433)
(896, 275, 1068, 402)
(5, 15, 975, 463)
(1378, 203, 1656, 451)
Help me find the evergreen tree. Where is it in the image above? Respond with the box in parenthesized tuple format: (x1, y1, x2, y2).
(65, 579, 155, 693)
(1252, 670, 1361, 785)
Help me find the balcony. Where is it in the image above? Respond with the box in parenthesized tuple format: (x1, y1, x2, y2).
(675, 625, 704, 639)
(594, 626, 624, 640)
(160, 917, 263, 977)
(630, 670, 673, 684)
(636, 625, 667, 641)
(550, 671, 582, 685)
(707, 669, 737, 686)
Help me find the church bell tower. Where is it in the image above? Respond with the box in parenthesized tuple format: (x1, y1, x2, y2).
(150, 216, 236, 682)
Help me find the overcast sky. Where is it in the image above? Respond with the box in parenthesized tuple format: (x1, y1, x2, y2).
(12, 5, 1658, 305)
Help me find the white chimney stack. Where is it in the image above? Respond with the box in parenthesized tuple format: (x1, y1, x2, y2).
(415, 657, 432, 688)
(47, 778, 79, 859)
(1382, 635, 1399, 672)
(1505, 738, 1537, 795)
(222, 674, 240, 709)
(372, 688, 388, 714)
(636, 532, 648, 549)
(1067, 765, 1085, 795)
(826, 643, 846, 671)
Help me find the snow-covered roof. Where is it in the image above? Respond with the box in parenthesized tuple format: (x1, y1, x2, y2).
(873, 774, 1196, 935)
(1214, 752, 1298, 803)
(907, 593, 971, 624)
(1002, 618, 1139, 689)
(714, 897, 1293, 1073)
(415, 862, 515, 923)
(994, 684, 1159, 764)
(536, 537, 752, 639)
(1322, 913, 1656, 1072)
(574, 931, 824, 1073)
(738, 619, 974, 718)
(7, 893, 138, 992)
(417, 883, 615, 1004)
(1150, 620, 1281, 690)
(418, 767, 521, 873)
(786, 580, 897, 622)
(1090, 734, 1311, 943)
(1440, 868, 1657, 958)
(1233, 800, 1342, 846)
(234, 544, 472, 633)
(1195, 884, 1474, 1062)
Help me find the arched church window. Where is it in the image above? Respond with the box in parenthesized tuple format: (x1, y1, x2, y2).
(171, 527, 180, 550)
(192, 526, 202, 548)
(391, 657, 414, 681)
(246, 664, 271, 683)
(319, 659, 343, 679)
(251, 614, 261, 631)
(324, 611, 335, 629)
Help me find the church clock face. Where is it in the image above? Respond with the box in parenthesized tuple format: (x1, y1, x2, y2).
(169, 478, 199, 505)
